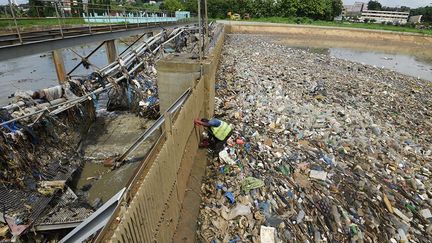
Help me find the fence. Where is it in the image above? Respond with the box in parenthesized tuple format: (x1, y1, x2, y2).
(0, 0, 193, 43)
(82, 11, 190, 24)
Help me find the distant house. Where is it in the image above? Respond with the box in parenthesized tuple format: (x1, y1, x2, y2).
(409, 15, 422, 24)
(343, 2, 367, 18)
(360, 10, 409, 24)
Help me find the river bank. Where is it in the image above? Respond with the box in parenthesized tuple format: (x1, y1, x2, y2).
(196, 34, 432, 242)
(236, 17, 432, 36)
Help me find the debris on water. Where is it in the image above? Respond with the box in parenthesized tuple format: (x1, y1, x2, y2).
(197, 34, 432, 242)
(91, 197, 103, 209)
(0, 24, 208, 241)
(81, 183, 92, 192)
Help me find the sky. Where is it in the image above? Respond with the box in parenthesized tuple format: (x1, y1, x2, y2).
(343, 0, 432, 8)
(1, 0, 432, 8)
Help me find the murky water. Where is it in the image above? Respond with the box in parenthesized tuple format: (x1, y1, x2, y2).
(0, 39, 131, 106)
(274, 35, 432, 81)
(300, 47, 432, 81)
(74, 112, 160, 203)
(75, 161, 138, 203)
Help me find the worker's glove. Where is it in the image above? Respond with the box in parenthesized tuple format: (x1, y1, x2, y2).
(194, 119, 203, 126)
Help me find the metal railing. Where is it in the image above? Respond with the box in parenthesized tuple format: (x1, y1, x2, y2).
(0, 0, 193, 44)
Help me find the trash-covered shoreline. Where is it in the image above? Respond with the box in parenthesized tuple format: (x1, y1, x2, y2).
(197, 34, 432, 242)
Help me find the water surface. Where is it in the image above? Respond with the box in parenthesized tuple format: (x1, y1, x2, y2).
(0, 39, 130, 105)
(274, 35, 432, 81)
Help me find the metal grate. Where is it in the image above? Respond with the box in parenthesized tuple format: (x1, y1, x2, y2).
(0, 161, 78, 229)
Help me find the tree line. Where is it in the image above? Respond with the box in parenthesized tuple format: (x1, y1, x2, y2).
(179, 0, 343, 20)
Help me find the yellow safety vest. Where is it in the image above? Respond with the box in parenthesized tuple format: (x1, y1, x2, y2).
(210, 120, 232, 141)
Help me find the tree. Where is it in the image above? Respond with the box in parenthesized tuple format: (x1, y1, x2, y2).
(368, 1, 382, 11)
(161, 0, 183, 12)
(400, 6, 410, 12)
(183, 0, 197, 13)
(331, 0, 343, 18)
(28, 0, 55, 17)
(182, 0, 346, 21)
(276, 0, 298, 17)
(411, 6, 432, 23)
(297, 0, 326, 20)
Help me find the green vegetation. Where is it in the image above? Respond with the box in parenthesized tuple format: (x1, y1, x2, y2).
(367, 1, 382, 11)
(411, 6, 432, 23)
(160, 0, 184, 12)
(184, 0, 343, 21)
(0, 18, 86, 29)
(243, 17, 432, 35)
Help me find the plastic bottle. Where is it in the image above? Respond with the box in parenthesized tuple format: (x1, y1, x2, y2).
(296, 210, 305, 224)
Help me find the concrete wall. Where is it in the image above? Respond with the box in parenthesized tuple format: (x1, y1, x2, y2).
(99, 25, 225, 242)
(157, 55, 201, 113)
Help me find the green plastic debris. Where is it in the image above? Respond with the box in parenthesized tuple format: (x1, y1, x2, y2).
(350, 224, 358, 235)
(405, 203, 416, 213)
(278, 165, 290, 175)
(224, 166, 230, 174)
(241, 177, 264, 192)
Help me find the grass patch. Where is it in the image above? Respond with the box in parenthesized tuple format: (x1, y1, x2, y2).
(0, 18, 89, 30)
(242, 17, 432, 35)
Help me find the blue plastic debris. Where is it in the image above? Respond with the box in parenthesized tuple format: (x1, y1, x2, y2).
(126, 83, 132, 106)
(219, 166, 225, 174)
(244, 143, 251, 152)
(147, 96, 157, 105)
(287, 190, 293, 199)
(228, 236, 240, 243)
(224, 191, 235, 204)
(319, 153, 333, 166)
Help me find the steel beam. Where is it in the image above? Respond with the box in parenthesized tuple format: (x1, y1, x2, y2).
(0, 22, 196, 61)
(52, 49, 66, 83)
(104, 40, 117, 64)
(59, 188, 126, 243)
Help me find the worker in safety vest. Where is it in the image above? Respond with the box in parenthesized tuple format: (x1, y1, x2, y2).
(194, 118, 233, 151)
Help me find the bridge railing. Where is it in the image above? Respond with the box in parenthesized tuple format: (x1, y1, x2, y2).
(0, 0, 193, 44)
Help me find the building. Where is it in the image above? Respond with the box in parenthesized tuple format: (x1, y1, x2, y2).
(360, 10, 409, 24)
(343, 2, 367, 17)
(409, 15, 423, 24)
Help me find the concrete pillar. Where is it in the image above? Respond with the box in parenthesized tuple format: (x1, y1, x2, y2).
(52, 49, 66, 83)
(105, 40, 117, 63)
(202, 61, 214, 118)
(156, 54, 201, 113)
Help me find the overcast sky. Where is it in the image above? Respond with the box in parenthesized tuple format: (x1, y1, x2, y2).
(343, 0, 431, 8)
(1, 0, 432, 8)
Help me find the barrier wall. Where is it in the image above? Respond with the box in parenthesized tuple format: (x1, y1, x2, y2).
(83, 11, 190, 24)
(99, 25, 225, 242)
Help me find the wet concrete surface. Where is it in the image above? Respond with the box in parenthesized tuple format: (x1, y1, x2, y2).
(173, 148, 208, 243)
(75, 111, 160, 203)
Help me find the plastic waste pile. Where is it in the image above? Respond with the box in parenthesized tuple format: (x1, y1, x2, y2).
(197, 34, 432, 242)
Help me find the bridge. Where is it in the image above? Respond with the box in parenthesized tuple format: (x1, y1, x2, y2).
(0, 0, 195, 60)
